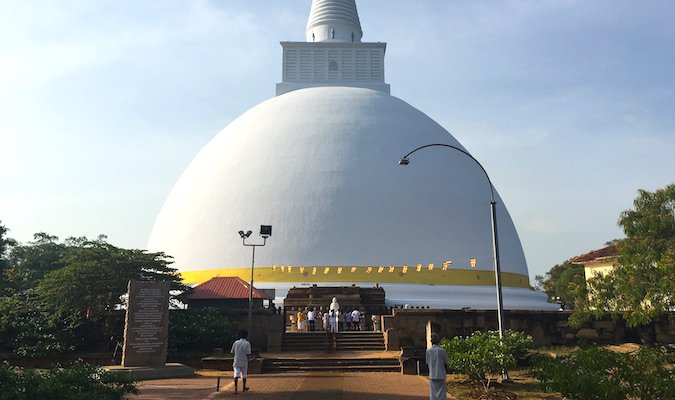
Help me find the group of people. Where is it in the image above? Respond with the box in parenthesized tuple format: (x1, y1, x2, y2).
(288, 306, 368, 332)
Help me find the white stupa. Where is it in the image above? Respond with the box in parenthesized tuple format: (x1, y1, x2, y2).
(148, 0, 555, 310)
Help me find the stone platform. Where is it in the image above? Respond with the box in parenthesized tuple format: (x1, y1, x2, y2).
(104, 363, 194, 380)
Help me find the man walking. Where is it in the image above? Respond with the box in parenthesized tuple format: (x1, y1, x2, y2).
(230, 329, 251, 395)
(426, 333, 448, 400)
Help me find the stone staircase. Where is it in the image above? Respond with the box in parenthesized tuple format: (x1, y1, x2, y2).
(281, 331, 385, 352)
(202, 332, 396, 373)
(262, 331, 396, 372)
(336, 332, 386, 351)
(262, 356, 399, 373)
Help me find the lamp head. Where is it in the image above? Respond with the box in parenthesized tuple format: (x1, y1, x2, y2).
(238, 230, 252, 239)
(398, 158, 410, 166)
(245, 230, 252, 238)
(260, 225, 272, 238)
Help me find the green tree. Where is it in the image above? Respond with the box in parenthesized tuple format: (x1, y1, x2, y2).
(4, 232, 68, 292)
(36, 237, 190, 349)
(0, 222, 15, 291)
(534, 260, 586, 309)
(573, 184, 675, 327)
(0, 232, 192, 354)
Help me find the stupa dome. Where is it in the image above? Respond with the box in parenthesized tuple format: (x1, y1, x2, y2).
(148, 0, 555, 310)
(147, 86, 555, 309)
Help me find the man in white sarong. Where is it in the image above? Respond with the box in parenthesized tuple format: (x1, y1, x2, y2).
(425, 333, 448, 400)
(230, 329, 252, 395)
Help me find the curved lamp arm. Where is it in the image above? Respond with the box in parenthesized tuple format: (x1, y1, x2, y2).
(399, 143, 496, 204)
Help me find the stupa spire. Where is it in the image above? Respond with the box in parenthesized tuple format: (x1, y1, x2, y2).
(306, 0, 363, 43)
(277, 0, 389, 95)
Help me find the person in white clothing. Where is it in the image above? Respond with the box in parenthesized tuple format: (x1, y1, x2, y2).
(426, 333, 449, 400)
(307, 308, 316, 331)
(230, 329, 252, 395)
(350, 308, 361, 331)
(329, 310, 338, 332)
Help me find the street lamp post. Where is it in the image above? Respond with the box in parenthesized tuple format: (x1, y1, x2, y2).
(399, 143, 507, 378)
(238, 225, 272, 335)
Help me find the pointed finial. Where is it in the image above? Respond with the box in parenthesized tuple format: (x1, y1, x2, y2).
(306, 0, 363, 43)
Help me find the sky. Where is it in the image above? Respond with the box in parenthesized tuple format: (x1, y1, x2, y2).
(1, 0, 674, 280)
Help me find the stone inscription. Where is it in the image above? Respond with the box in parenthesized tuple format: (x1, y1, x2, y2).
(121, 281, 170, 367)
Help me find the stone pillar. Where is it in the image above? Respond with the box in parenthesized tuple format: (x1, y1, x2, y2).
(121, 281, 170, 367)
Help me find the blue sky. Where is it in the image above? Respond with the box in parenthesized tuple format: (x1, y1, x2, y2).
(1, 1, 673, 279)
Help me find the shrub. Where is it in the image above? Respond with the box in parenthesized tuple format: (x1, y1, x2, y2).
(440, 330, 533, 391)
(0, 294, 75, 356)
(168, 307, 235, 353)
(532, 346, 675, 400)
(0, 361, 137, 400)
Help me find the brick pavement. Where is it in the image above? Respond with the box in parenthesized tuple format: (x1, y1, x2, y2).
(130, 371, 458, 400)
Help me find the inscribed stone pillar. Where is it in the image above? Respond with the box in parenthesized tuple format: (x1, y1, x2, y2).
(121, 281, 170, 367)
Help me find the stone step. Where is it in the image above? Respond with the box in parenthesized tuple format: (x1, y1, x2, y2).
(336, 338, 383, 343)
(281, 332, 385, 352)
(262, 357, 399, 373)
(282, 346, 385, 352)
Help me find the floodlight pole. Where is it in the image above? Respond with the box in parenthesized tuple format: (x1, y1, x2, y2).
(239, 228, 270, 336)
(399, 143, 508, 379)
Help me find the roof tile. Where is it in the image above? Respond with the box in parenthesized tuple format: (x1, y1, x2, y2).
(570, 244, 618, 264)
(187, 276, 272, 300)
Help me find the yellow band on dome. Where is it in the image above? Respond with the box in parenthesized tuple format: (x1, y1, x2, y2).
(179, 265, 532, 289)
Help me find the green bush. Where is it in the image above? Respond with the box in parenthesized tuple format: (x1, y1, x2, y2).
(533, 346, 675, 400)
(0, 294, 75, 356)
(168, 307, 235, 353)
(0, 361, 137, 400)
(440, 330, 533, 391)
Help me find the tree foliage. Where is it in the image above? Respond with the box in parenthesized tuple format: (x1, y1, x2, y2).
(168, 308, 235, 353)
(0, 293, 74, 356)
(574, 184, 675, 327)
(4, 233, 68, 292)
(533, 346, 675, 400)
(534, 260, 586, 309)
(0, 221, 17, 292)
(0, 229, 191, 354)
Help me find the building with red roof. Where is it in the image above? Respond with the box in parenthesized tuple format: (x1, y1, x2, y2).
(186, 276, 274, 312)
(570, 244, 619, 283)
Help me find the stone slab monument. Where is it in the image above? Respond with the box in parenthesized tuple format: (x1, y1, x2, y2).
(121, 280, 170, 367)
(106, 280, 193, 379)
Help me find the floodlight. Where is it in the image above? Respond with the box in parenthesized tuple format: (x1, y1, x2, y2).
(260, 225, 272, 238)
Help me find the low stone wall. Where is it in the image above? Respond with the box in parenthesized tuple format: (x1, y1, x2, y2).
(381, 309, 675, 350)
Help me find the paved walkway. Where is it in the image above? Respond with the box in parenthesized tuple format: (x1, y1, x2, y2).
(130, 371, 450, 400)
